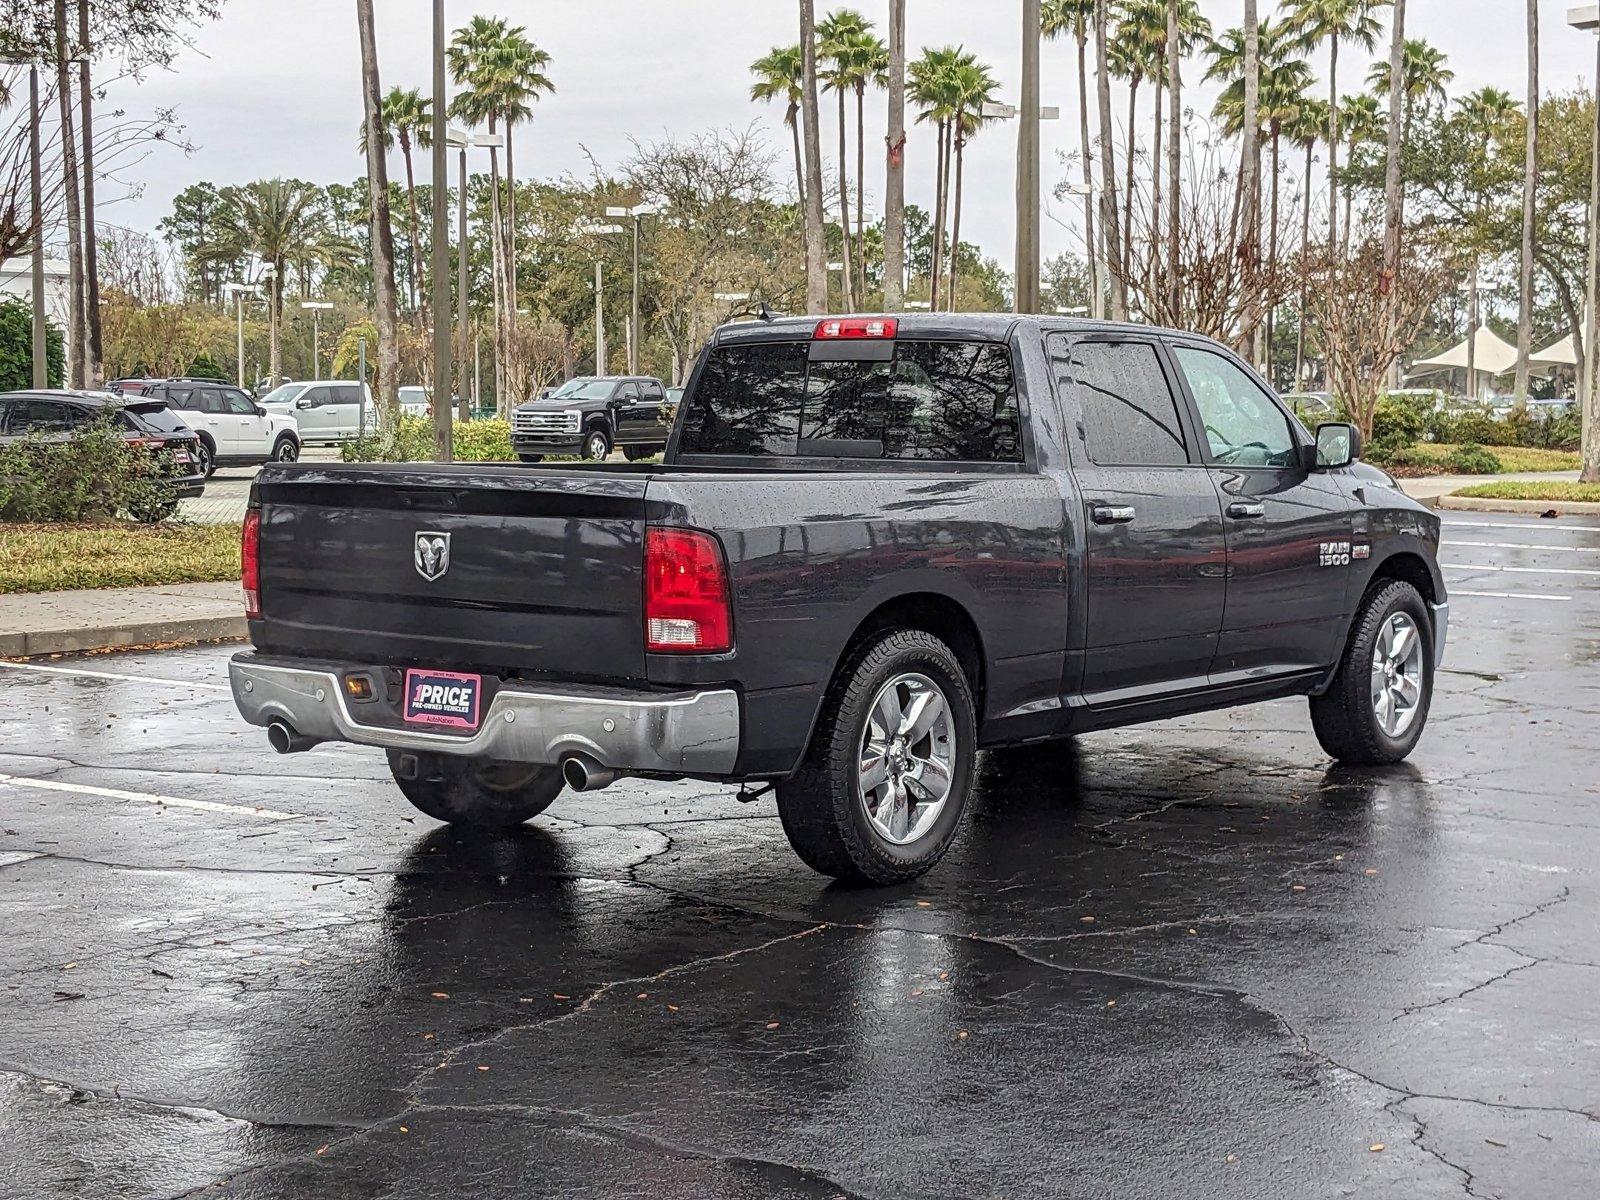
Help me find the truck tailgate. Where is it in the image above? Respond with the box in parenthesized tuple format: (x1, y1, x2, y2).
(253, 465, 650, 681)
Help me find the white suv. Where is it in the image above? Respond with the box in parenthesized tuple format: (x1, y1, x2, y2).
(259, 380, 376, 444)
(139, 379, 301, 478)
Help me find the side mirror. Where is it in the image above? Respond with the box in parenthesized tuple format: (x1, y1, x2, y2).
(1314, 422, 1361, 470)
(254, 405, 267, 417)
(294, 397, 312, 410)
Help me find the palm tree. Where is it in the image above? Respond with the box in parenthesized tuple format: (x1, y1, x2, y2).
(848, 30, 890, 293)
(1108, 4, 1162, 277)
(1365, 37, 1453, 137)
(1515, 1, 1537, 403)
(1042, 0, 1099, 314)
(356, 0, 399, 414)
(883, 0, 907, 311)
(750, 44, 808, 246)
(1337, 92, 1383, 245)
(910, 45, 961, 309)
(1283, 0, 1388, 252)
(800, 0, 828, 312)
(363, 86, 431, 316)
(1144, 1, 1210, 260)
(1287, 97, 1328, 387)
(943, 54, 1000, 309)
(818, 9, 875, 310)
(208, 180, 343, 386)
(1457, 87, 1520, 399)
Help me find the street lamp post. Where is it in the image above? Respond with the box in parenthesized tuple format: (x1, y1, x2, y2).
(300, 301, 333, 377)
(605, 203, 661, 374)
(1061, 181, 1101, 319)
(983, 95, 1061, 313)
(447, 127, 504, 418)
(577, 221, 625, 373)
(221, 282, 257, 388)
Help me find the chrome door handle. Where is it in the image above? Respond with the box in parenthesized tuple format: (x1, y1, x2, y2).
(1091, 504, 1136, 525)
(1227, 501, 1265, 519)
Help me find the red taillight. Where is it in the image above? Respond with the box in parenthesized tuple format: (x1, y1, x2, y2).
(814, 316, 897, 340)
(644, 527, 731, 654)
(242, 509, 261, 619)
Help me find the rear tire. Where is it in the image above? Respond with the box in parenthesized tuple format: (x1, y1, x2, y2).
(517, 453, 544, 464)
(194, 437, 215, 479)
(622, 445, 661, 462)
(386, 750, 564, 830)
(776, 628, 976, 886)
(1310, 579, 1434, 765)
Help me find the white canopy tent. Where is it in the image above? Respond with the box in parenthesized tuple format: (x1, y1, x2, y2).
(1530, 334, 1578, 367)
(1408, 327, 1520, 379)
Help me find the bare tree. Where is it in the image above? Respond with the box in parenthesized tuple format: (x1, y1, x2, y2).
(1240, 0, 1261, 364)
(882, 0, 906, 310)
(799, 0, 828, 312)
(1514, 0, 1537, 405)
(356, 0, 400, 415)
(76, 0, 101, 385)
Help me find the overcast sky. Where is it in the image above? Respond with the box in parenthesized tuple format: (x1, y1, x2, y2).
(92, 0, 1596, 270)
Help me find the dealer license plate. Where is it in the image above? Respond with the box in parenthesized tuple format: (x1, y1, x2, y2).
(402, 669, 483, 730)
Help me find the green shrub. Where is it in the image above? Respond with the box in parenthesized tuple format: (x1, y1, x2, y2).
(0, 417, 178, 522)
(1445, 443, 1502, 474)
(0, 296, 64, 390)
(1369, 396, 1427, 459)
(342, 414, 560, 464)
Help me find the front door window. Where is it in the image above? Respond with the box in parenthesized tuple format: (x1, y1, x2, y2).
(1172, 346, 1296, 468)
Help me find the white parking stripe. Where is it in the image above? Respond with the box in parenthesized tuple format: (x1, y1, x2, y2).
(1442, 562, 1600, 577)
(1450, 590, 1573, 602)
(0, 661, 230, 691)
(1447, 541, 1600, 554)
(0, 773, 301, 821)
(1442, 520, 1600, 534)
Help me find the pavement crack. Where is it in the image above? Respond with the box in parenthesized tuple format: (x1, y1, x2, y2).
(1450, 886, 1571, 953)
(1390, 959, 1541, 1023)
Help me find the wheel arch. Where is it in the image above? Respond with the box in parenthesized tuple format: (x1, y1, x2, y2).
(1367, 550, 1441, 606)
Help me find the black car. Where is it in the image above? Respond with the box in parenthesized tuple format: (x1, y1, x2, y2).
(0, 389, 207, 512)
(231, 313, 1446, 886)
(510, 375, 669, 462)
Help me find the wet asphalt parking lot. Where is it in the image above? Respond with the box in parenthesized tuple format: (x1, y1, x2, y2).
(1, 509, 1597, 1200)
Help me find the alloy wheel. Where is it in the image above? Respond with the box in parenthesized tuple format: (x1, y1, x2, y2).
(1370, 611, 1424, 738)
(857, 672, 956, 845)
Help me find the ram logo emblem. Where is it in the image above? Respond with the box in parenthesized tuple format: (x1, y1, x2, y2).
(414, 531, 451, 581)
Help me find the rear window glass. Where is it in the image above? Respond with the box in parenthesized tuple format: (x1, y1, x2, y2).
(679, 339, 1021, 463)
(1056, 339, 1188, 467)
(123, 403, 191, 434)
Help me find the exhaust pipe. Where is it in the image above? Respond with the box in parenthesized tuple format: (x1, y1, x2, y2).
(562, 753, 619, 792)
(266, 718, 320, 754)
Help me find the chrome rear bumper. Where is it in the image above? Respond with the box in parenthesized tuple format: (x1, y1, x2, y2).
(228, 653, 740, 775)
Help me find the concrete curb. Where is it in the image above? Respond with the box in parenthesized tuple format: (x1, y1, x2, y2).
(0, 615, 247, 659)
(1438, 495, 1600, 516)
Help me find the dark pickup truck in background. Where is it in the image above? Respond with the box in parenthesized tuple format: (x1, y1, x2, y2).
(510, 375, 669, 462)
(231, 313, 1446, 885)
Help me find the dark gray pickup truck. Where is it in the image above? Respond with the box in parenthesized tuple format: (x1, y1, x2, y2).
(230, 313, 1446, 885)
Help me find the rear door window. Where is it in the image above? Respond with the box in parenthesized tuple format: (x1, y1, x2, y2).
(5, 400, 81, 433)
(331, 384, 363, 405)
(679, 338, 1021, 463)
(1058, 339, 1189, 467)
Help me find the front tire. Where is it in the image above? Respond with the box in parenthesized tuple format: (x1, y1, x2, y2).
(622, 445, 662, 462)
(776, 629, 976, 886)
(581, 428, 611, 460)
(517, 453, 544, 464)
(1310, 579, 1434, 765)
(387, 750, 564, 831)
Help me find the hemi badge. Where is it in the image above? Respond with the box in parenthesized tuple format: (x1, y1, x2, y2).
(1352, 543, 1371, 560)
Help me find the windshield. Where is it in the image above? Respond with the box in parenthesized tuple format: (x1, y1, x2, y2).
(260, 383, 307, 406)
(399, 387, 429, 403)
(550, 379, 614, 400)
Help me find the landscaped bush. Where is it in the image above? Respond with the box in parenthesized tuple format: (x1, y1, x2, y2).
(1369, 395, 1428, 459)
(341, 413, 563, 464)
(0, 418, 178, 522)
(0, 297, 64, 390)
(1445, 443, 1503, 474)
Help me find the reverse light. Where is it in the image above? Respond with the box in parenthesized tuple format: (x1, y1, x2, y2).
(242, 508, 261, 619)
(813, 317, 898, 340)
(644, 526, 732, 654)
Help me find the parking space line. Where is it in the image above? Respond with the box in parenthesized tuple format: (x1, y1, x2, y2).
(0, 661, 230, 691)
(1450, 590, 1573, 602)
(1442, 520, 1600, 534)
(0, 772, 302, 821)
(1442, 562, 1600, 577)
(1447, 541, 1600, 555)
